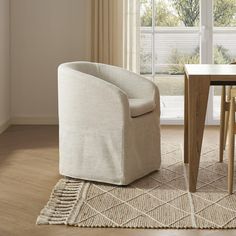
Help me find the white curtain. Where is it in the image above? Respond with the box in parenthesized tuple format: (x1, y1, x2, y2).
(123, 0, 140, 73)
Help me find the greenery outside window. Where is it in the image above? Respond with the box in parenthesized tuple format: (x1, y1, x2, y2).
(140, 0, 236, 123)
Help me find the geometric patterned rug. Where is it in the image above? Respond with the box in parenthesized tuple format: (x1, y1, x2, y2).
(36, 143, 236, 229)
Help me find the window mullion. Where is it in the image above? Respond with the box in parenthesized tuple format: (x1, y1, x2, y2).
(200, 0, 214, 124)
(200, 0, 213, 64)
(151, 0, 155, 80)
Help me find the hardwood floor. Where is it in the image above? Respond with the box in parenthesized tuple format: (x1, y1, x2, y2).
(0, 125, 235, 236)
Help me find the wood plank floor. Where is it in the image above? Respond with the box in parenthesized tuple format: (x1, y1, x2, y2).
(0, 125, 235, 236)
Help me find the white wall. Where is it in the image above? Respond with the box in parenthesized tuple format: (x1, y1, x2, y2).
(0, 0, 10, 131)
(10, 0, 91, 124)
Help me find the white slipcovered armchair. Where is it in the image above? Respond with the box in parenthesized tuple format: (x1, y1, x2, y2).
(58, 62, 161, 185)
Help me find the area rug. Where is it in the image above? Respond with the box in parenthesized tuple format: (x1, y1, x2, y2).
(37, 143, 236, 229)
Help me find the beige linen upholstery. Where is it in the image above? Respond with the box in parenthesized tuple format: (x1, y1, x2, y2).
(58, 62, 161, 185)
(129, 98, 156, 117)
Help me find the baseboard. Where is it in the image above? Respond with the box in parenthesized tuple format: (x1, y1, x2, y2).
(11, 117, 58, 125)
(0, 120, 11, 134)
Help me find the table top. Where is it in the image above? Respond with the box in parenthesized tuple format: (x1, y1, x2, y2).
(185, 64, 236, 76)
(184, 64, 236, 83)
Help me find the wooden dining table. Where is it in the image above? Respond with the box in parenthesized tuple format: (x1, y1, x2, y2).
(184, 64, 236, 192)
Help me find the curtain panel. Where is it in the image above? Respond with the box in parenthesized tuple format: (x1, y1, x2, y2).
(91, 0, 140, 72)
(91, 0, 123, 67)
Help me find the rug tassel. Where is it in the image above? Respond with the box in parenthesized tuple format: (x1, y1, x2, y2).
(36, 178, 84, 225)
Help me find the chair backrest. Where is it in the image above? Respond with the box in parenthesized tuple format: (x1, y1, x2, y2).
(60, 62, 144, 98)
(62, 62, 126, 87)
(64, 62, 100, 78)
(60, 61, 156, 99)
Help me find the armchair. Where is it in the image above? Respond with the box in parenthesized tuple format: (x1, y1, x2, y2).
(58, 62, 161, 185)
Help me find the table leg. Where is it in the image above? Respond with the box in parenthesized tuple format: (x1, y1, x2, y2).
(219, 86, 226, 162)
(184, 73, 189, 163)
(188, 76, 210, 192)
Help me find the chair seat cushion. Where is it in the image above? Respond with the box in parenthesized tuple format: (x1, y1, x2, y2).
(129, 98, 156, 117)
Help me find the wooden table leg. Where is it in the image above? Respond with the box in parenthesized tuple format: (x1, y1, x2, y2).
(184, 73, 189, 163)
(228, 95, 235, 194)
(188, 76, 210, 192)
(219, 86, 226, 162)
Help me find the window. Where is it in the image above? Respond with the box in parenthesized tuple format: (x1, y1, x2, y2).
(140, 0, 236, 124)
(213, 0, 236, 120)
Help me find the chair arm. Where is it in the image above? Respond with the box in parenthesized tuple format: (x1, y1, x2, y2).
(98, 64, 160, 105)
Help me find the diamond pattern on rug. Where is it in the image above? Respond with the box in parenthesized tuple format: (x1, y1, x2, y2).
(151, 168, 182, 183)
(149, 184, 186, 202)
(75, 203, 98, 222)
(167, 177, 187, 191)
(37, 142, 236, 229)
(191, 194, 212, 213)
(147, 204, 189, 226)
(204, 162, 228, 176)
(196, 204, 236, 227)
(217, 194, 236, 211)
(76, 210, 115, 227)
(127, 194, 163, 213)
(224, 218, 236, 228)
(168, 193, 191, 213)
(193, 184, 228, 202)
(131, 176, 161, 191)
(195, 215, 218, 228)
(122, 214, 163, 228)
(102, 203, 141, 225)
(170, 215, 193, 228)
(86, 184, 107, 200)
(86, 191, 122, 212)
(167, 162, 185, 175)
(198, 169, 224, 184)
(108, 186, 144, 201)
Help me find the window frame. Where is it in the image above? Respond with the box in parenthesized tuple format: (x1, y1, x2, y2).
(140, 0, 236, 125)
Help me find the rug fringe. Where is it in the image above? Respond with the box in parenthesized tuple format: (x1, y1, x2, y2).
(36, 178, 84, 225)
